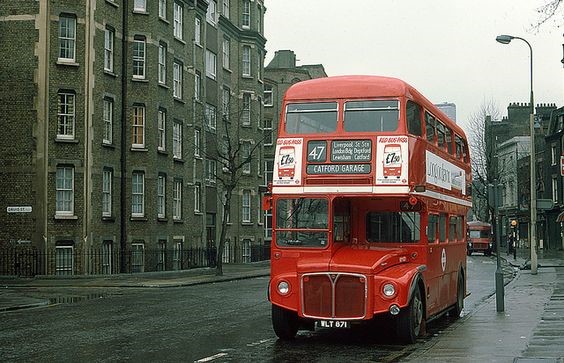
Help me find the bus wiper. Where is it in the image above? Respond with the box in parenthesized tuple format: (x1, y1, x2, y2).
(285, 240, 303, 245)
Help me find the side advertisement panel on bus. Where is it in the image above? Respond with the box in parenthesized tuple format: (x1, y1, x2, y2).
(273, 138, 303, 186)
(375, 136, 409, 185)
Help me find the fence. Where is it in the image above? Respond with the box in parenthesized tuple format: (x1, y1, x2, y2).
(0, 244, 270, 277)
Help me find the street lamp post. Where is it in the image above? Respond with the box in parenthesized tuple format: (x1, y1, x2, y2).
(496, 34, 538, 274)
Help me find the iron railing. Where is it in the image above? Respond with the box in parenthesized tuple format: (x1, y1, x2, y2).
(0, 244, 270, 277)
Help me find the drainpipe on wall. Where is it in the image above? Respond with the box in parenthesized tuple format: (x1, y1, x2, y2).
(120, 0, 129, 273)
(83, 0, 96, 274)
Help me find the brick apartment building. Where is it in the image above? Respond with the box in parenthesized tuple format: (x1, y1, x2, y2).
(0, 0, 267, 275)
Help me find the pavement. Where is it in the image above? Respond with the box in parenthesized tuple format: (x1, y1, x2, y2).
(1, 250, 564, 362)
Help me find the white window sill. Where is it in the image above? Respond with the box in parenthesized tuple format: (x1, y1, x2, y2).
(55, 214, 78, 220)
(56, 59, 79, 67)
(130, 146, 148, 152)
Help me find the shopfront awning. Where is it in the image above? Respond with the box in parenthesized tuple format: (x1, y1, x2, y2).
(557, 211, 564, 223)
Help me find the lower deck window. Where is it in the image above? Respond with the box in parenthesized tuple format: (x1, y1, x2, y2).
(366, 211, 420, 242)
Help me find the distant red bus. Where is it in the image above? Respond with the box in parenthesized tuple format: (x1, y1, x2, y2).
(466, 221, 493, 256)
(265, 75, 472, 343)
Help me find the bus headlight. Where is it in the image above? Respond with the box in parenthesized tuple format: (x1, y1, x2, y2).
(382, 283, 396, 298)
(277, 281, 290, 295)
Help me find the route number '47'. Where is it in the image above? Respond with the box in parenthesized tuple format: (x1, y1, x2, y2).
(309, 145, 326, 161)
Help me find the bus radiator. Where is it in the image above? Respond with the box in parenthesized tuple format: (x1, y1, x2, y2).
(301, 273, 367, 319)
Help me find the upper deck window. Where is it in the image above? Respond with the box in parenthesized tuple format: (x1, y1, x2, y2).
(344, 100, 399, 132)
(406, 101, 422, 136)
(285, 102, 337, 134)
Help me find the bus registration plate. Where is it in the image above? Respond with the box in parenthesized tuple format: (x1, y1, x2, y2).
(317, 320, 350, 329)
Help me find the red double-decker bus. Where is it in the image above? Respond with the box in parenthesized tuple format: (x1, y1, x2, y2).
(265, 75, 471, 343)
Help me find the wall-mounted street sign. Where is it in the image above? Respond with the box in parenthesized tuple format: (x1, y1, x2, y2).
(7, 206, 32, 213)
(537, 199, 555, 210)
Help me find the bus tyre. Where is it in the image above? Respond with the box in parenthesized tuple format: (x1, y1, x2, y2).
(272, 304, 299, 340)
(449, 273, 464, 319)
(396, 287, 423, 344)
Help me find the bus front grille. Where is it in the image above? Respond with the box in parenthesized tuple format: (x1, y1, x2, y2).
(301, 273, 367, 319)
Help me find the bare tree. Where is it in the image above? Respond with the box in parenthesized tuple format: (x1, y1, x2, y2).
(197, 104, 272, 276)
(534, 0, 563, 28)
(467, 99, 503, 222)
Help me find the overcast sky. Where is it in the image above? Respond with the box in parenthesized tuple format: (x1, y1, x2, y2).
(263, 0, 563, 132)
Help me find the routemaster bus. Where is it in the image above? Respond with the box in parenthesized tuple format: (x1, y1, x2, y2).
(466, 220, 493, 256)
(264, 75, 472, 343)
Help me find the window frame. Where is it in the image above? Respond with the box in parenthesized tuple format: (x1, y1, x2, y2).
(173, 179, 182, 220)
(242, 0, 250, 29)
(131, 242, 145, 273)
(132, 36, 146, 79)
(157, 174, 166, 218)
(242, 141, 251, 174)
(56, 166, 74, 216)
(158, 108, 166, 151)
(103, 97, 113, 144)
(206, 159, 217, 184)
(194, 17, 202, 45)
(131, 105, 145, 148)
(173, 2, 184, 40)
(205, 50, 217, 80)
(206, 0, 217, 25)
(242, 93, 251, 126)
(194, 71, 202, 101)
(159, 0, 167, 19)
(57, 92, 75, 140)
(173, 61, 183, 99)
(194, 129, 201, 158)
(205, 103, 217, 131)
(173, 121, 183, 159)
(104, 27, 114, 72)
(133, 0, 146, 12)
(223, 0, 230, 18)
(102, 169, 112, 217)
(242, 190, 251, 223)
(264, 84, 273, 107)
(194, 182, 201, 213)
(242, 45, 251, 77)
(58, 15, 76, 62)
(131, 172, 145, 217)
(158, 43, 167, 85)
(55, 245, 74, 275)
(222, 37, 230, 70)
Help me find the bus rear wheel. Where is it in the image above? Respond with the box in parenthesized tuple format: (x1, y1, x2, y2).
(449, 273, 464, 319)
(396, 287, 423, 344)
(272, 304, 299, 340)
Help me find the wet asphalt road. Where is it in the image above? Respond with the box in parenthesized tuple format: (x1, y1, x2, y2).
(0, 255, 515, 362)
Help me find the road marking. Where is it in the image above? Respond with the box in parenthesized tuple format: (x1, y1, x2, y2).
(195, 353, 228, 362)
(246, 338, 274, 347)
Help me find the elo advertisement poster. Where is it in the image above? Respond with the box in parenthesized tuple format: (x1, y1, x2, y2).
(375, 136, 409, 185)
(273, 138, 303, 186)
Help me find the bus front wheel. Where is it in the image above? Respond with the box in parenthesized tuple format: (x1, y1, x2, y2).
(396, 287, 423, 344)
(272, 304, 299, 340)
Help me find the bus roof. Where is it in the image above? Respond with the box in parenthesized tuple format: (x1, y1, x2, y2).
(284, 75, 466, 138)
(467, 220, 492, 228)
